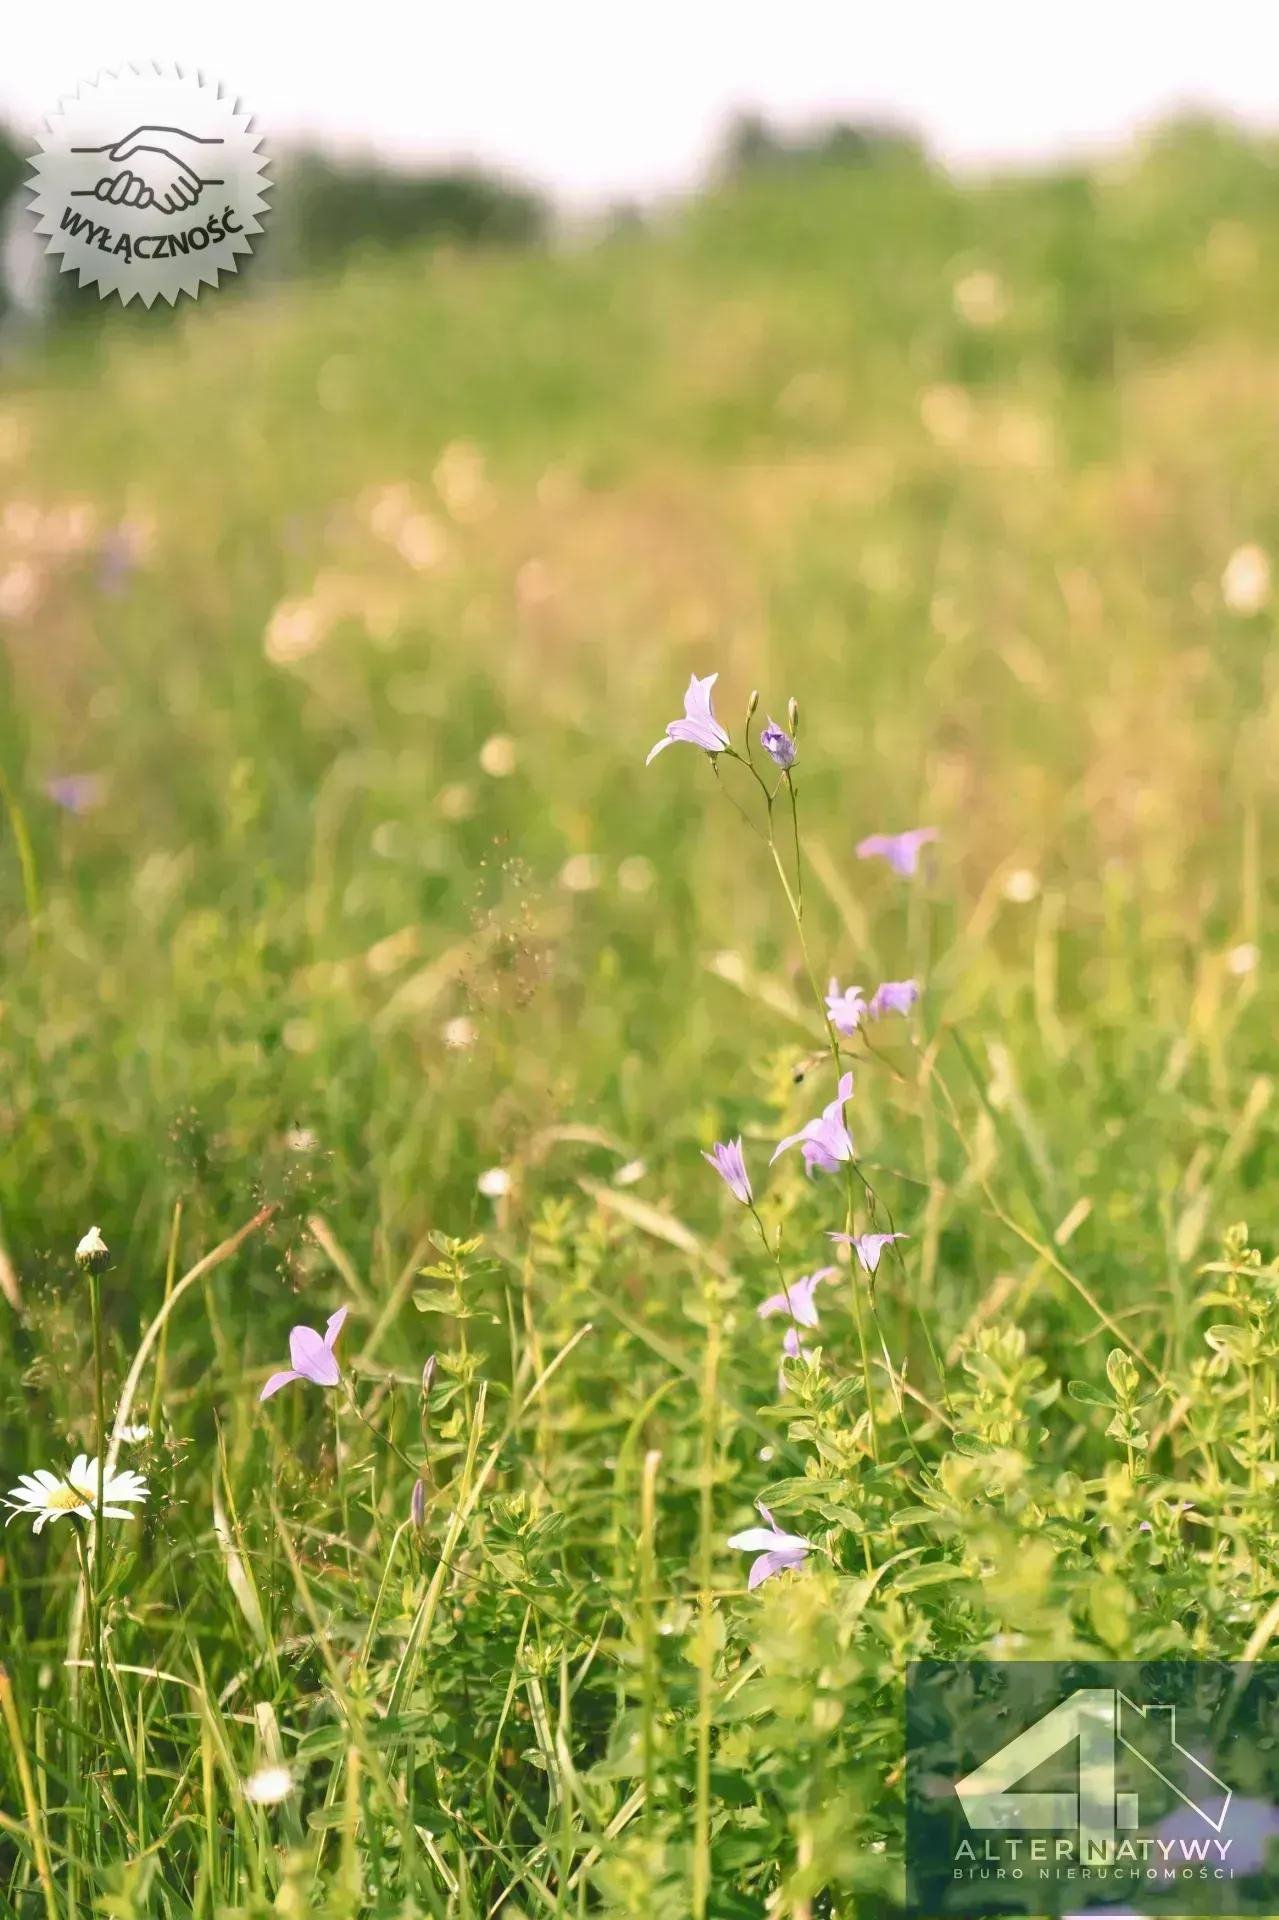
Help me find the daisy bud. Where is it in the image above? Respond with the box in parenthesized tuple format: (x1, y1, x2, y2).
(411, 1478, 427, 1528)
(75, 1226, 109, 1275)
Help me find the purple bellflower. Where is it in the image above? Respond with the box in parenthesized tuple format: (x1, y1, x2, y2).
(45, 774, 106, 816)
(856, 827, 938, 877)
(831, 1231, 906, 1275)
(645, 672, 730, 766)
(260, 1307, 350, 1401)
(778, 1322, 816, 1387)
(759, 719, 796, 769)
(727, 1500, 813, 1590)
(703, 1137, 752, 1205)
(758, 1267, 836, 1329)
(771, 1072, 855, 1175)
(869, 978, 920, 1018)
(825, 978, 866, 1035)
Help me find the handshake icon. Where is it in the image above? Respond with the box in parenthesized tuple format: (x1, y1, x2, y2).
(71, 124, 224, 215)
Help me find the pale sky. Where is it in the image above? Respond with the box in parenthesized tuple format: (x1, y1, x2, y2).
(3, 1, 1278, 207)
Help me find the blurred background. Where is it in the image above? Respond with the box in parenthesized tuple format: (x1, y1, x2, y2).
(2, 2, 1278, 322)
(0, 3, 1277, 1305)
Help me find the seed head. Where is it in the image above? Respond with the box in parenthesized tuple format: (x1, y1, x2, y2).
(75, 1226, 109, 1275)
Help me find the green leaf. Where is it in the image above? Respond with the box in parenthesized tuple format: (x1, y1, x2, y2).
(1067, 1380, 1115, 1410)
(894, 1561, 966, 1592)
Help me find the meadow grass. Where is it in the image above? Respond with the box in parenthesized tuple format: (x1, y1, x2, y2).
(0, 120, 1278, 1914)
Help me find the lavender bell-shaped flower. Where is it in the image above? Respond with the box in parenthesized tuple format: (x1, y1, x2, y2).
(260, 1307, 350, 1401)
(778, 1324, 816, 1384)
(645, 672, 730, 766)
(869, 979, 920, 1018)
(757, 1267, 835, 1329)
(856, 827, 939, 877)
(727, 1500, 813, 1590)
(825, 979, 866, 1035)
(830, 1231, 906, 1275)
(703, 1137, 752, 1205)
(770, 1072, 855, 1175)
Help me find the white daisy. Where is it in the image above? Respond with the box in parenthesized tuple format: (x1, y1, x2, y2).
(4, 1455, 148, 1534)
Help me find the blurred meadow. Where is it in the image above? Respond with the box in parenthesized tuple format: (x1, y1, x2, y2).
(1, 116, 1279, 1914)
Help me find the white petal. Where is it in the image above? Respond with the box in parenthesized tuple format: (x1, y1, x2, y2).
(728, 1527, 783, 1552)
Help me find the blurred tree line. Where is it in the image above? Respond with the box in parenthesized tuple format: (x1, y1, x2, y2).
(718, 109, 926, 176)
(0, 109, 943, 330)
(0, 133, 549, 328)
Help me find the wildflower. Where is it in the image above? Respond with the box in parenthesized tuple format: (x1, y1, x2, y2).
(1228, 942, 1260, 977)
(645, 672, 730, 766)
(116, 1422, 151, 1445)
(260, 1307, 350, 1401)
(479, 734, 517, 778)
(759, 718, 796, 769)
(45, 774, 106, 815)
(411, 1478, 427, 1528)
(825, 979, 866, 1035)
(441, 1015, 477, 1051)
(775, 1323, 815, 1389)
(559, 853, 600, 893)
(1222, 544, 1271, 616)
(244, 1765, 294, 1806)
(702, 1137, 752, 1205)
(263, 598, 324, 666)
(613, 1157, 647, 1185)
(727, 1500, 813, 1590)
(477, 1166, 512, 1198)
(75, 1225, 109, 1274)
(830, 1230, 906, 1274)
(777, 1322, 817, 1387)
(4, 1456, 147, 1534)
(868, 979, 920, 1019)
(770, 1073, 855, 1174)
(855, 827, 938, 877)
(1003, 866, 1039, 902)
(758, 1267, 836, 1329)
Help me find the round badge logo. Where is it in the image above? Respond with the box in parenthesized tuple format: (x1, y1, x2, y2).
(27, 65, 271, 307)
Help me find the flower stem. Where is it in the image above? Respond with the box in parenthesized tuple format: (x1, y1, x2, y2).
(87, 1267, 108, 1708)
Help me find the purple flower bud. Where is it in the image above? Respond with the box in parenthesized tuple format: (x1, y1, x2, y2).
(421, 1354, 436, 1399)
(759, 719, 796, 770)
(702, 1137, 752, 1206)
(411, 1478, 426, 1528)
